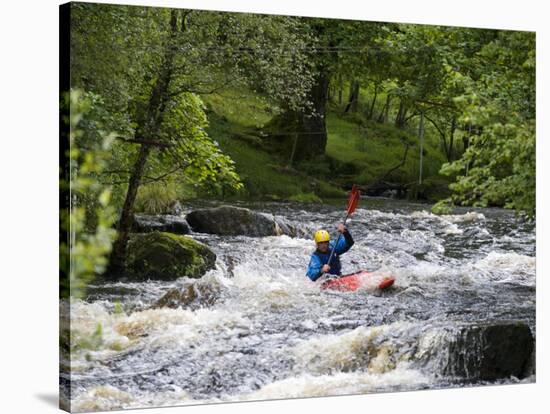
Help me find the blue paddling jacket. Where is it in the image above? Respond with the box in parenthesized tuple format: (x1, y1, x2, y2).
(306, 230, 354, 281)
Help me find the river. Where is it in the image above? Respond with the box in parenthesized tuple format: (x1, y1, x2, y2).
(60, 198, 536, 412)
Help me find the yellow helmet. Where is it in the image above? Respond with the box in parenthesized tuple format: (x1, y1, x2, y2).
(314, 229, 330, 243)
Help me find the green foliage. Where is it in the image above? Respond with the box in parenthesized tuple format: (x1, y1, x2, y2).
(315, 181, 347, 199)
(206, 111, 346, 201)
(97, 93, 244, 208)
(439, 31, 535, 216)
(329, 24, 535, 212)
(431, 199, 454, 215)
(296, 157, 333, 179)
(60, 90, 117, 299)
(205, 86, 447, 201)
(134, 182, 179, 215)
(71, 3, 165, 114)
(71, 4, 315, 114)
(183, 11, 315, 111)
(288, 192, 323, 203)
(420, 176, 452, 201)
(202, 88, 274, 128)
(326, 113, 447, 187)
(155, 92, 244, 197)
(68, 4, 535, 216)
(212, 128, 303, 198)
(71, 5, 318, 238)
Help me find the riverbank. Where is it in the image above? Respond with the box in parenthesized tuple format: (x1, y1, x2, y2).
(192, 90, 452, 204)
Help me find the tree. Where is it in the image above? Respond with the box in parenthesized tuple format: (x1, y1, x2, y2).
(268, 18, 386, 162)
(60, 90, 117, 298)
(440, 31, 535, 216)
(70, 4, 315, 271)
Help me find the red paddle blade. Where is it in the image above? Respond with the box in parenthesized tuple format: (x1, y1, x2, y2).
(346, 185, 360, 215)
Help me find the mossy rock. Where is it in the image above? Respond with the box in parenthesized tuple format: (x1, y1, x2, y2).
(126, 232, 216, 280)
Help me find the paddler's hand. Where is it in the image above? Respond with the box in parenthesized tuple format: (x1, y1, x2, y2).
(322, 264, 331, 273)
(337, 223, 347, 233)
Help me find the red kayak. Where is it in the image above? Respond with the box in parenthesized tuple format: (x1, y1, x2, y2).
(321, 270, 395, 292)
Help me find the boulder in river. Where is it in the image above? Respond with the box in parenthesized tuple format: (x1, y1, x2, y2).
(132, 214, 190, 235)
(165, 200, 183, 216)
(186, 205, 302, 237)
(416, 321, 534, 381)
(126, 232, 216, 280)
(444, 321, 534, 380)
(152, 283, 221, 309)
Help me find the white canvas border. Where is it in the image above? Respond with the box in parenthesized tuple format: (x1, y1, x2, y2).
(0, 0, 546, 413)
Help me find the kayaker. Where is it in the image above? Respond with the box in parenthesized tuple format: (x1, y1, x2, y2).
(306, 223, 354, 282)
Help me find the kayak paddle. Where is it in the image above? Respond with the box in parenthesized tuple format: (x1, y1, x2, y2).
(325, 185, 361, 272)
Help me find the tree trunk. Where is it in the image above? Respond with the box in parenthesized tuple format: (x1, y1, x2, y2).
(353, 81, 360, 112)
(333, 73, 343, 105)
(424, 113, 456, 162)
(109, 145, 151, 272)
(269, 70, 329, 161)
(449, 116, 456, 161)
(394, 99, 408, 128)
(384, 96, 391, 122)
(299, 70, 329, 157)
(378, 95, 391, 123)
(395, 100, 403, 126)
(108, 10, 180, 273)
(288, 131, 298, 167)
(368, 82, 379, 120)
(463, 136, 469, 152)
(418, 111, 425, 185)
(344, 79, 360, 113)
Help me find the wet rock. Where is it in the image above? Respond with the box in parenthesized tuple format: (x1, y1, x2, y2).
(463, 227, 492, 240)
(418, 321, 534, 381)
(381, 189, 399, 199)
(132, 214, 190, 235)
(84, 284, 142, 302)
(525, 339, 536, 377)
(186, 205, 299, 237)
(166, 200, 183, 216)
(223, 255, 240, 278)
(273, 216, 309, 238)
(153, 287, 197, 308)
(152, 283, 220, 309)
(126, 232, 216, 280)
(447, 321, 533, 380)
